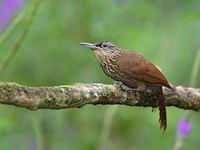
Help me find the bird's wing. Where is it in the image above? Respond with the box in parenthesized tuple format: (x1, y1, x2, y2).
(116, 51, 171, 88)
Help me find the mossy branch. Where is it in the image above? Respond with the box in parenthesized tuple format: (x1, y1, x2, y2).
(0, 82, 199, 111)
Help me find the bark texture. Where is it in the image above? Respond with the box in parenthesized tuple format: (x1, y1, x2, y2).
(0, 82, 199, 111)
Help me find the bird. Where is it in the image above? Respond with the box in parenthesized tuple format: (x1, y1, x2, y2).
(80, 41, 172, 132)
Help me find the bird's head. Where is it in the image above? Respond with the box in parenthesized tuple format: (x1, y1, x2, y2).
(80, 41, 121, 64)
(80, 41, 117, 53)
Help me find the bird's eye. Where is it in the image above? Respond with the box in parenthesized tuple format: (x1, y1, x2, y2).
(102, 43, 108, 48)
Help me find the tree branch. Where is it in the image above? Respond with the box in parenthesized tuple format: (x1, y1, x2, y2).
(0, 82, 199, 111)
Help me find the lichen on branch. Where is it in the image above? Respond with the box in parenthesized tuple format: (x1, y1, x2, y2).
(0, 82, 199, 111)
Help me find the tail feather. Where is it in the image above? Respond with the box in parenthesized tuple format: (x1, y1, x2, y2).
(159, 88, 167, 133)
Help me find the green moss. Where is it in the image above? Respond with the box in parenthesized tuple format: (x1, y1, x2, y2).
(0, 82, 20, 99)
(101, 87, 115, 98)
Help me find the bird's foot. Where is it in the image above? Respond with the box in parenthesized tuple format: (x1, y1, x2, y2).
(115, 81, 141, 92)
(115, 82, 142, 102)
(121, 91, 127, 102)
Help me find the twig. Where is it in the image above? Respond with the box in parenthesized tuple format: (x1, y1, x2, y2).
(98, 105, 118, 150)
(0, 0, 41, 73)
(190, 49, 200, 87)
(0, 13, 24, 48)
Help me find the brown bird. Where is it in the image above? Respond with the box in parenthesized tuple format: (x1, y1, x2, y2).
(80, 41, 172, 131)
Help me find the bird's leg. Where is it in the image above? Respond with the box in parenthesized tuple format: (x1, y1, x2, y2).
(115, 81, 142, 92)
(115, 82, 142, 102)
(115, 81, 127, 102)
(122, 91, 127, 102)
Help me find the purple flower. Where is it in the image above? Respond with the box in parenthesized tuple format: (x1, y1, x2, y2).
(176, 117, 192, 138)
(0, 0, 23, 29)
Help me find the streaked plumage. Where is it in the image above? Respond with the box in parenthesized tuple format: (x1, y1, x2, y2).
(80, 41, 172, 131)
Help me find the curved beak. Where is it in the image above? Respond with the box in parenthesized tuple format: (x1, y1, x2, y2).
(80, 42, 97, 50)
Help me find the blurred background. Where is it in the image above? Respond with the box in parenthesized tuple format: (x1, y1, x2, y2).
(0, 0, 200, 150)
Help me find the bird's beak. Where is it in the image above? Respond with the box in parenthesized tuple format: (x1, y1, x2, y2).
(80, 42, 97, 50)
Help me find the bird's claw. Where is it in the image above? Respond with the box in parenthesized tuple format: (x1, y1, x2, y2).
(121, 91, 127, 102)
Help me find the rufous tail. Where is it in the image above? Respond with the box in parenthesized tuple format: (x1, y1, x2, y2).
(159, 87, 167, 133)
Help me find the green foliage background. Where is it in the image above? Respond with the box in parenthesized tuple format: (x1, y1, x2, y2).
(0, 0, 200, 150)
